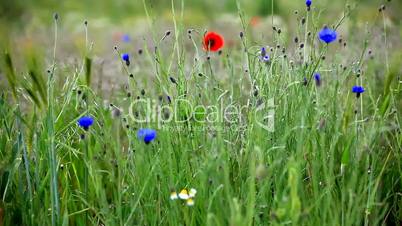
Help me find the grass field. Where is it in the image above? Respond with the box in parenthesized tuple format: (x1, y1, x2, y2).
(0, 0, 401, 225)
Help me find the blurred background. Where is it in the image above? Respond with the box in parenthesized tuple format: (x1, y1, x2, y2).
(1, 0, 401, 31)
(0, 0, 400, 93)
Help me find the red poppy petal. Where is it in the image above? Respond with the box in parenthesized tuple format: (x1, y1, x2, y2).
(203, 32, 224, 52)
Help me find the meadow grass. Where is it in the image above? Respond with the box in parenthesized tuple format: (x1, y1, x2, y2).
(0, 0, 401, 225)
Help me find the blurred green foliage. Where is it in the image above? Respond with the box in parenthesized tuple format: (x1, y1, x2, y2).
(1, 0, 401, 26)
(0, 0, 25, 22)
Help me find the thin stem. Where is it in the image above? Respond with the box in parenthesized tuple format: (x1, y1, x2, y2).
(52, 17, 58, 70)
(17, 109, 33, 225)
(307, 45, 327, 86)
(303, 7, 309, 65)
(84, 137, 89, 224)
(237, 0, 253, 97)
(381, 11, 389, 74)
(49, 15, 60, 226)
(271, 0, 274, 26)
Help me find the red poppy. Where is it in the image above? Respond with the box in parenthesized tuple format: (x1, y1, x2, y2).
(203, 31, 224, 52)
(250, 16, 261, 27)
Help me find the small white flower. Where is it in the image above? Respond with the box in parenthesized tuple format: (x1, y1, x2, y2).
(186, 198, 195, 206)
(178, 189, 189, 200)
(189, 188, 197, 198)
(170, 191, 178, 200)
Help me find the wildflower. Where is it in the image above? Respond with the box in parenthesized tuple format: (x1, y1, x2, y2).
(203, 31, 224, 52)
(352, 86, 365, 98)
(137, 128, 157, 144)
(186, 198, 194, 206)
(260, 47, 270, 63)
(122, 34, 131, 42)
(172, 188, 197, 206)
(318, 27, 337, 44)
(122, 53, 129, 61)
(250, 16, 261, 27)
(170, 191, 178, 200)
(314, 73, 321, 86)
(189, 188, 197, 198)
(78, 116, 94, 131)
(122, 53, 130, 66)
(306, 0, 312, 7)
(262, 55, 270, 63)
(178, 189, 189, 200)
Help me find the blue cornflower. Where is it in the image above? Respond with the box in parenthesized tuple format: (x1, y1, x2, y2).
(78, 116, 94, 130)
(318, 27, 337, 44)
(137, 128, 157, 144)
(122, 34, 131, 43)
(314, 73, 321, 86)
(306, 0, 312, 7)
(122, 53, 130, 66)
(261, 55, 270, 63)
(260, 47, 270, 63)
(122, 53, 129, 61)
(352, 86, 365, 98)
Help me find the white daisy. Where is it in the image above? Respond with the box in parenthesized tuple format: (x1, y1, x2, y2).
(189, 188, 197, 198)
(170, 191, 178, 200)
(178, 189, 189, 200)
(186, 198, 195, 206)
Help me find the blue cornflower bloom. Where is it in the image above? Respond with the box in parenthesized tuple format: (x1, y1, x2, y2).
(122, 34, 131, 42)
(318, 27, 337, 44)
(352, 86, 365, 98)
(137, 128, 157, 144)
(314, 73, 321, 86)
(306, 0, 312, 7)
(78, 116, 94, 130)
(261, 55, 270, 63)
(122, 53, 129, 61)
(122, 53, 130, 66)
(260, 47, 270, 63)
